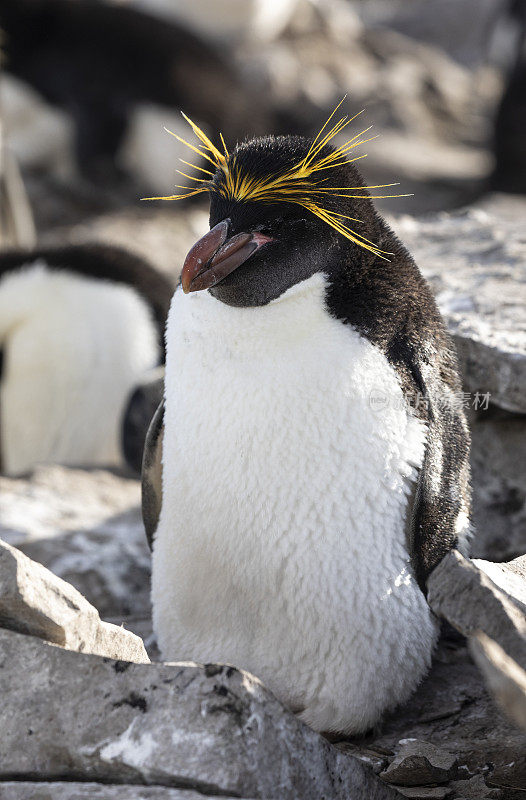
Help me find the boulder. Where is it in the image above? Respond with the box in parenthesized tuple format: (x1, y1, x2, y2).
(467, 404, 526, 564)
(0, 628, 398, 800)
(474, 556, 526, 611)
(0, 539, 148, 662)
(372, 0, 508, 67)
(427, 550, 526, 668)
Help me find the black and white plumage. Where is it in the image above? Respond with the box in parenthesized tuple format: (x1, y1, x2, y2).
(143, 126, 471, 734)
(0, 244, 172, 475)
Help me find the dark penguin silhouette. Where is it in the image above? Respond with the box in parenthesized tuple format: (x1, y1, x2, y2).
(492, 0, 526, 192)
(143, 110, 472, 734)
(0, 243, 172, 475)
(0, 0, 265, 180)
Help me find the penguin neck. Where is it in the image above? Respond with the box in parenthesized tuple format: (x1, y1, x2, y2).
(171, 271, 331, 357)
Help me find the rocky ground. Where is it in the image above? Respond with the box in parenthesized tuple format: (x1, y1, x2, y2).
(1, 495, 525, 799)
(1, 196, 525, 797)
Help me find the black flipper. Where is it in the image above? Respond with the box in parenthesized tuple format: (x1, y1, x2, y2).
(383, 335, 471, 594)
(122, 368, 164, 476)
(141, 400, 164, 551)
(409, 389, 471, 594)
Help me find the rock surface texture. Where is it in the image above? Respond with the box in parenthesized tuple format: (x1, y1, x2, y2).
(470, 631, 526, 732)
(0, 627, 398, 800)
(393, 198, 526, 415)
(428, 551, 526, 667)
(379, 740, 458, 786)
(0, 465, 151, 619)
(0, 786, 253, 800)
(0, 539, 148, 662)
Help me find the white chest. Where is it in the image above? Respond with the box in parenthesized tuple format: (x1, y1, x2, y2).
(153, 273, 437, 734)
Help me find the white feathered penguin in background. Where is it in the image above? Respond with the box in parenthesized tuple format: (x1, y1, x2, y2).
(143, 106, 472, 734)
(0, 244, 172, 475)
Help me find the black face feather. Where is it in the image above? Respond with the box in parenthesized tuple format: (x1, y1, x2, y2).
(205, 135, 381, 307)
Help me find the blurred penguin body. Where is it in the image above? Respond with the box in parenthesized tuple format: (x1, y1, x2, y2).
(0, 75, 75, 181)
(0, 0, 267, 181)
(145, 122, 471, 734)
(0, 245, 172, 475)
(127, 0, 300, 44)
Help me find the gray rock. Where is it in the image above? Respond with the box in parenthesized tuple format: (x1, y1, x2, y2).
(473, 556, 526, 612)
(379, 740, 458, 786)
(394, 786, 452, 799)
(489, 757, 526, 794)
(391, 200, 526, 414)
(469, 632, 526, 732)
(0, 539, 148, 662)
(387, 198, 526, 565)
(376, 0, 508, 67)
(467, 405, 526, 564)
(334, 741, 388, 774)
(0, 785, 248, 800)
(0, 465, 151, 619)
(427, 550, 526, 668)
(0, 629, 398, 800)
(361, 635, 525, 787)
(448, 774, 502, 798)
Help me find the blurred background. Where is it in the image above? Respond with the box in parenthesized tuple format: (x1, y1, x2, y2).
(1, 0, 526, 261)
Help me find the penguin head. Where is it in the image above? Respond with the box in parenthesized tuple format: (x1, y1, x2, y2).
(154, 106, 402, 307)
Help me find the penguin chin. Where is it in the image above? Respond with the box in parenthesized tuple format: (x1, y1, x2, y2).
(206, 250, 306, 308)
(206, 226, 336, 307)
(208, 267, 319, 308)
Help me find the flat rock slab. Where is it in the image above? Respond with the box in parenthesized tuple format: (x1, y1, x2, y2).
(0, 466, 150, 619)
(0, 629, 397, 800)
(0, 784, 253, 799)
(473, 556, 526, 612)
(427, 550, 526, 668)
(380, 740, 457, 786)
(0, 539, 148, 662)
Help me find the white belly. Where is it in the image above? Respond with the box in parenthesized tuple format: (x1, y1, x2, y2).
(153, 273, 438, 734)
(0, 262, 159, 475)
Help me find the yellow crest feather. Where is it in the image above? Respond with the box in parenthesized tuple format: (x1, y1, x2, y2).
(143, 100, 411, 259)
